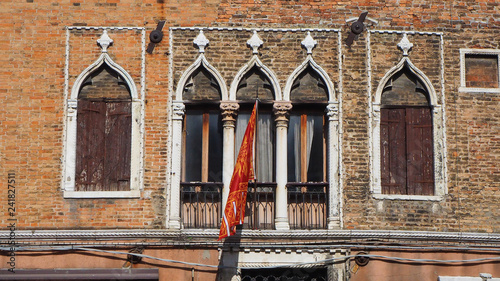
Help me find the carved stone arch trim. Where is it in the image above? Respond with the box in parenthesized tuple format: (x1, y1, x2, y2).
(283, 55, 336, 102)
(229, 55, 282, 101)
(175, 53, 228, 101)
(70, 53, 138, 100)
(374, 57, 437, 106)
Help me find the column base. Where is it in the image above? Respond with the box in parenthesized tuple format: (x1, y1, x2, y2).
(275, 218, 290, 231)
(168, 217, 181, 230)
(327, 217, 341, 230)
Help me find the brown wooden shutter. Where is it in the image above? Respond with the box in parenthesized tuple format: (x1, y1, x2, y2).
(104, 101, 132, 191)
(75, 100, 106, 191)
(406, 107, 434, 195)
(380, 108, 407, 195)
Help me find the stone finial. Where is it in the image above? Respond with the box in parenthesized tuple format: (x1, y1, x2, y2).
(247, 30, 263, 54)
(97, 30, 113, 53)
(193, 30, 209, 53)
(397, 33, 413, 56)
(301, 31, 317, 54)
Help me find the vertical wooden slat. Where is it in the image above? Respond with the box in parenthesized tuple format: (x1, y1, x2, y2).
(300, 114, 307, 182)
(104, 101, 131, 191)
(76, 100, 106, 191)
(406, 107, 434, 195)
(380, 108, 406, 195)
(201, 113, 210, 182)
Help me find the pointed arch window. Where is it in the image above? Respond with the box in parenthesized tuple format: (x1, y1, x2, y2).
(371, 39, 447, 200)
(180, 65, 224, 229)
(380, 68, 434, 195)
(235, 65, 276, 183)
(76, 65, 132, 191)
(286, 66, 329, 230)
(63, 48, 142, 198)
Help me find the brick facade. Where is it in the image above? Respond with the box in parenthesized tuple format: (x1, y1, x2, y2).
(0, 1, 499, 280)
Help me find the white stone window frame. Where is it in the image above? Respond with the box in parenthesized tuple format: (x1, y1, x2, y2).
(62, 29, 144, 199)
(168, 28, 343, 230)
(282, 40, 340, 229)
(459, 48, 500, 93)
(369, 33, 447, 201)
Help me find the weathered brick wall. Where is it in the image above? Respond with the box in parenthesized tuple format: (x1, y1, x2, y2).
(0, 0, 498, 233)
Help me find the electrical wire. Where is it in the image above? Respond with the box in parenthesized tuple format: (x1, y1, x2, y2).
(1, 246, 500, 270)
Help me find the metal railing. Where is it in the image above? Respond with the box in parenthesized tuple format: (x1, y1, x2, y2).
(287, 182, 328, 230)
(243, 182, 276, 230)
(181, 182, 222, 229)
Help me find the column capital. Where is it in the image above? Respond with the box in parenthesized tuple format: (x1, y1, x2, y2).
(172, 102, 185, 120)
(372, 103, 381, 121)
(220, 101, 240, 126)
(326, 103, 339, 121)
(273, 101, 292, 127)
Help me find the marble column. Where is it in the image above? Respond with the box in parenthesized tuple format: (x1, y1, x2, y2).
(168, 102, 185, 229)
(273, 101, 292, 231)
(220, 101, 239, 207)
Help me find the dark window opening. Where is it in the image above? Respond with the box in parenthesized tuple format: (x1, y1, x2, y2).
(241, 267, 327, 281)
(236, 66, 274, 101)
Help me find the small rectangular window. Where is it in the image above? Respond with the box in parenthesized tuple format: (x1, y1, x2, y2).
(465, 54, 499, 88)
(460, 49, 500, 93)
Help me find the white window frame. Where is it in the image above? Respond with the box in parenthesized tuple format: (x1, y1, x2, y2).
(371, 56, 447, 201)
(62, 53, 143, 198)
(459, 48, 500, 93)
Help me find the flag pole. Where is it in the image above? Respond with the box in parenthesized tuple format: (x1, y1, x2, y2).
(253, 98, 259, 228)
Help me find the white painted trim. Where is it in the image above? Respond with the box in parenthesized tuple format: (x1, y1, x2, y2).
(63, 190, 140, 198)
(369, 33, 447, 198)
(67, 26, 144, 31)
(171, 27, 340, 32)
(3, 229, 500, 242)
(372, 194, 444, 201)
(336, 30, 344, 228)
(229, 55, 282, 101)
(174, 53, 228, 101)
(165, 28, 175, 228)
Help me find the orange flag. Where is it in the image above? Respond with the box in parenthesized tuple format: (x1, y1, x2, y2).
(218, 102, 257, 240)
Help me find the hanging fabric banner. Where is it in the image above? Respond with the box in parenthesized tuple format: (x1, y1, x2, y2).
(218, 101, 257, 241)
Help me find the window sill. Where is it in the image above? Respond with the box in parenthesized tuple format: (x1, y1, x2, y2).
(458, 86, 500, 94)
(372, 194, 444, 201)
(64, 190, 140, 199)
